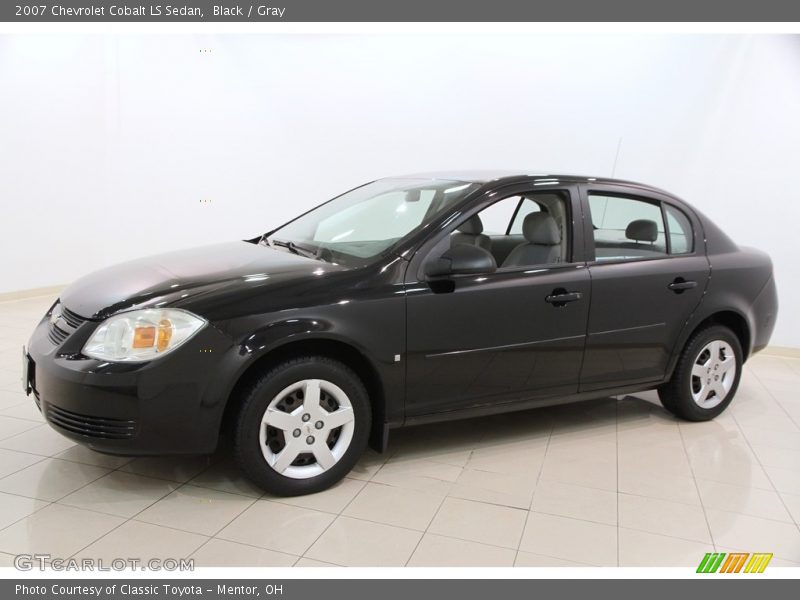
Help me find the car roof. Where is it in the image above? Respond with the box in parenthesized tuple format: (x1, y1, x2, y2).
(390, 170, 671, 194)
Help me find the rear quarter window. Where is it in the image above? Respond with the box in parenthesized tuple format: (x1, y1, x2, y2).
(665, 204, 694, 254)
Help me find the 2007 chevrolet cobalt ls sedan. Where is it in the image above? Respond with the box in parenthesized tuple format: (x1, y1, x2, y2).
(24, 172, 778, 495)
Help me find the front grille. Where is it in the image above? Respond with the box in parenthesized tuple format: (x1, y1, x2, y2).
(47, 301, 90, 347)
(48, 324, 69, 345)
(61, 306, 87, 329)
(45, 404, 137, 440)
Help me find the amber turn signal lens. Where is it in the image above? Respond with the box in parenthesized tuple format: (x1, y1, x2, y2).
(157, 319, 173, 352)
(132, 326, 156, 348)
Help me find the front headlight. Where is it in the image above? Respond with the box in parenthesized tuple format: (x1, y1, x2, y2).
(83, 308, 206, 362)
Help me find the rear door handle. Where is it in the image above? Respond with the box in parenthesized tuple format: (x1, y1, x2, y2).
(545, 290, 583, 306)
(668, 278, 697, 293)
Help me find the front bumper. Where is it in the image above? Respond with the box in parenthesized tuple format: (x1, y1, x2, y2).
(26, 309, 236, 455)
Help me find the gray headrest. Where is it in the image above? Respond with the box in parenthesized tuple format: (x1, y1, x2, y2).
(458, 215, 483, 235)
(625, 219, 658, 243)
(523, 212, 560, 245)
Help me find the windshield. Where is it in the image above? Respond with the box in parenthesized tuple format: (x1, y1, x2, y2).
(265, 178, 479, 266)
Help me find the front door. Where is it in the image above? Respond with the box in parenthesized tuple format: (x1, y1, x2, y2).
(404, 185, 591, 417)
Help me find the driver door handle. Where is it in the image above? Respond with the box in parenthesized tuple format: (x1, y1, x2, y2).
(545, 290, 583, 306)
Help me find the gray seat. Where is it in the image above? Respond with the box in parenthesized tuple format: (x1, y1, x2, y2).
(501, 212, 561, 267)
(451, 215, 491, 251)
(625, 219, 658, 244)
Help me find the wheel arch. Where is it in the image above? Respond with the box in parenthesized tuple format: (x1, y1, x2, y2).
(682, 309, 752, 362)
(220, 336, 388, 452)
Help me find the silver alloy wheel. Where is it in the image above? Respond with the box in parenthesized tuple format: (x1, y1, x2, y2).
(259, 379, 355, 479)
(690, 340, 737, 409)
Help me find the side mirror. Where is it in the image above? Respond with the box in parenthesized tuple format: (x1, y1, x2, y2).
(425, 244, 497, 279)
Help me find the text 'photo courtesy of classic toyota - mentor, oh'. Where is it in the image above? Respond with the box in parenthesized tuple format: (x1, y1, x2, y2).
(22, 172, 778, 496)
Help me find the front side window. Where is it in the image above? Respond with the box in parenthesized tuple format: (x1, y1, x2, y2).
(448, 191, 569, 268)
(509, 198, 542, 235)
(588, 193, 667, 261)
(476, 196, 523, 235)
(268, 179, 479, 266)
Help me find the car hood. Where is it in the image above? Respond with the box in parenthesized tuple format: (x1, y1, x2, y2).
(60, 241, 345, 320)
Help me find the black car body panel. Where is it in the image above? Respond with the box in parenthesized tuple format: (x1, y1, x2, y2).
(25, 172, 778, 455)
(59, 241, 348, 319)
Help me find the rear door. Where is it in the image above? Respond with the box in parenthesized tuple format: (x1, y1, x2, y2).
(579, 184, 710, 391)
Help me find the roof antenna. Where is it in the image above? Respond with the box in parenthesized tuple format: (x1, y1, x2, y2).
(611, 137, 623, 177)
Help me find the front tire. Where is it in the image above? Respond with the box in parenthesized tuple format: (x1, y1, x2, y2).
(233, 356, 371, 496)
(658, 325, 743, 421)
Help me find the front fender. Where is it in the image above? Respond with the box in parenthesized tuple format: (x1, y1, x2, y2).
(203, 300, 406, 447)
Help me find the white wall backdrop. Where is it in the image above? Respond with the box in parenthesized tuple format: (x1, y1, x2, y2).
(1, 34, 799, 346)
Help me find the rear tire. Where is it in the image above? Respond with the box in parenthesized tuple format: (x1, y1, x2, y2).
(233, 356, 371, 496)
(658, 325, 743, 421)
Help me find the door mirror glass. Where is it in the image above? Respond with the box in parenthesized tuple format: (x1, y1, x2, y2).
(425, 244, 497, 278)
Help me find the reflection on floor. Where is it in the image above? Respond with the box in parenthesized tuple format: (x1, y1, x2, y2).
(0, 293, 798, 567)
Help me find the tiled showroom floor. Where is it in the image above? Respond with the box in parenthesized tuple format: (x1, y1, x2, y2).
(0, 293, 798, 568)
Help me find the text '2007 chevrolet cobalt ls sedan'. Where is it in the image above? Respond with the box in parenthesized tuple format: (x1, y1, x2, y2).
(24, 172, 778, 495)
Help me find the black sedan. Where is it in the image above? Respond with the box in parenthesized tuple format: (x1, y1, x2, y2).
(24, 172, 778, 495)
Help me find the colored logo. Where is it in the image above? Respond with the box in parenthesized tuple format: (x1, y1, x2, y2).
(697, 552, 773, 573)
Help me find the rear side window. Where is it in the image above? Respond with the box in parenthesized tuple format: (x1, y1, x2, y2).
(588, 194, 667, 261)
(665, 204, 694, 254)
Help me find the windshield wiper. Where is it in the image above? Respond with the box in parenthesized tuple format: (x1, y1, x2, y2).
(267, 238, 320, 260)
